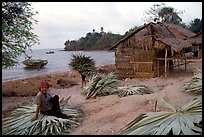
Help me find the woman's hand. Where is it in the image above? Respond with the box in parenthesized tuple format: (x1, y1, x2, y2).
(32, 105, 40, 122)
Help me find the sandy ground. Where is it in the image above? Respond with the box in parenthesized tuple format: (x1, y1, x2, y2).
(2, 59, 202, 135)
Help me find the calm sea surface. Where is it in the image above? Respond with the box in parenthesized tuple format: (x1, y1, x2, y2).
(2, 48, 115, 82)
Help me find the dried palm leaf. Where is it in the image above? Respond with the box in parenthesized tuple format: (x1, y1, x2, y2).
(117, 85, 152, 97)
(183, 69, 202, 94)
(82, 72, 123, 99)
(2, 98, 83, 135)
(120, 96, 202, 135)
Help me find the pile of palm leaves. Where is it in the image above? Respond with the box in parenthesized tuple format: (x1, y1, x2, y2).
(117, 85, 152, 97)
(82, 73, 153, 99)
(120, 96, 202, 135)
(82, 72, 122, 99)
(183, 69, 202, 94)
(2, 98, 83, 135)
(68, 53, 96, 76)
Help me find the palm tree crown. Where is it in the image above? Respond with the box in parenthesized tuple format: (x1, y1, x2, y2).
(68, 53, 96, 86)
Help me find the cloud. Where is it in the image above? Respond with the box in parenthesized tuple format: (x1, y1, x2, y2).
(31, 2, 202, 50)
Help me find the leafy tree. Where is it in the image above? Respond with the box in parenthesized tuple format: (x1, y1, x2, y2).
(143, 2, 184, 25)
(64, 40, 70, 46)
(124, 25, 140, 37)
(86, 32, 92, 38)
(143, 2, 165, 23)
(64, 31, 123, 51)
(2, 2, 39, 68)
(188, 18, 202, 33)
(158, 7, 183, 24)
(100, 26, 104, 32)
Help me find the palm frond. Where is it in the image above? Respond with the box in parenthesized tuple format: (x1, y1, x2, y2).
(2, 97, 83, 135)
(120, 96, 202, 135)
(68, 53, 96, 76)
(117, 85, 153, 97)
(183, 69, 202, 94)
(82, 72, 123, 99)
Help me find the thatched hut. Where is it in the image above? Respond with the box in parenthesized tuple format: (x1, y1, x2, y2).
(110, 22, 196, 79)
(186, 32, 202, 59)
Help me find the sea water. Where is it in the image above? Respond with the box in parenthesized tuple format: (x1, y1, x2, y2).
(2, 48, 115, 82)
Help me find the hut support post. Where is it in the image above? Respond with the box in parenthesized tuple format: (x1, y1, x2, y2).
(165, 48, 167, 78)
(157, 59, 159, 77)
(185, 58, 186, 70)
(197, 46, 199, 59)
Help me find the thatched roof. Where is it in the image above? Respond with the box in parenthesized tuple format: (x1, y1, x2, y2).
(162, 23, 196, 39)
(186, 32, 202, 44)
(156, 37, 192, 52)
(110, 22, 196, 52)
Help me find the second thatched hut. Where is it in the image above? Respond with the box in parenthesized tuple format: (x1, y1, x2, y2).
(186, 32, 202, 59)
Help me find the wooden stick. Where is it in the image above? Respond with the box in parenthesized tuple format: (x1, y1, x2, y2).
(154, 100, 158, 112)
(165, 48, 167, 78)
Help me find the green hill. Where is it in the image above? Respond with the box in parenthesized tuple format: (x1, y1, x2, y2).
(64, 32, 123, 51)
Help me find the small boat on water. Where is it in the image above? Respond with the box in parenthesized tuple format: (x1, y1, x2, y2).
(46, 50, 54, 54)
(22, 59, 48, 69)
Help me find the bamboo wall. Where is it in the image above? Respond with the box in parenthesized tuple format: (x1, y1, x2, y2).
(115, 45, 134, 79)
(115, 34, 159, 79)
(199, 48, 202, 59)
(115, 34, 175, 79)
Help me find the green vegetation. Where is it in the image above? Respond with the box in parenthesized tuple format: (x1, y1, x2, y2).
(143, 2, 203, 30)
(183, 69, 202, 94)
(64, 31, 123, 51)
(2, 98, 83, 135)
(143, 2, 184, 25)
(117, 85, 152, 97)
(82, 73, 153, 99)
(82, 73, 122, 99)
(68, 53, 96, 86)
(120, 96, 202, 135)
(2, 2, 39, 68)
(188, 18, 202, 33)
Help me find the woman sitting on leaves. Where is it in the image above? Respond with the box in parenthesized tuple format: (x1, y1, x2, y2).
(32, 81, 69, 121)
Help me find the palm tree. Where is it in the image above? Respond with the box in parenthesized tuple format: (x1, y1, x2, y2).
(68, 53, 96, 87)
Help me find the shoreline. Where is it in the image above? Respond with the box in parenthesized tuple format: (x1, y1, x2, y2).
(2, 64, 116, 97)
(2, 64, 116, 82)
(2, 58, 201, 97)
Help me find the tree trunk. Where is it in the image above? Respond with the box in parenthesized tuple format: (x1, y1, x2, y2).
(81, 74, 86, 87)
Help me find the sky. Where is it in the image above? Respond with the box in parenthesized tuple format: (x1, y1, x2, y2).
(31, 2, 202, 50)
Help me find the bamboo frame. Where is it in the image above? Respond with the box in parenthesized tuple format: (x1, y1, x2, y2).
(165, 48, 167, 78)
(130, 61, 154, 64)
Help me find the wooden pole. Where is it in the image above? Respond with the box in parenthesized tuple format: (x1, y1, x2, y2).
(157, 59, 159, 77)
(197, 46, 199, 59)
(165, 48, 167, 78)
